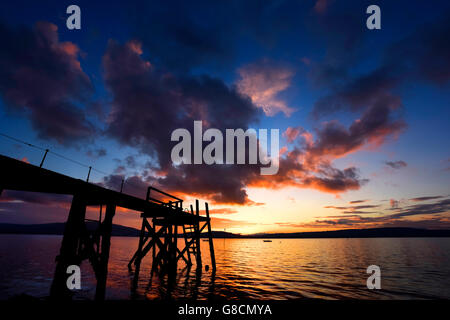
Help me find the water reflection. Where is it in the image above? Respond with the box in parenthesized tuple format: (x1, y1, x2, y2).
(0, 235, 450, 300)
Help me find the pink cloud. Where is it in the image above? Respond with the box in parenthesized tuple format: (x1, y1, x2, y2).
(237, 60, 296, 117)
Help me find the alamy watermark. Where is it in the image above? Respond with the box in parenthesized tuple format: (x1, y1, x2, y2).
(171, 121, 280, 175)
(66, 265, 81, 290)
(366, 265, 381, 289)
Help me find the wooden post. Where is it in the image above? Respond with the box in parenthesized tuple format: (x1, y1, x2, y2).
(172, 225, 178, 270)
(182, 225, 192, 266)
(166, 222, 173, 268)
(195, 200, 202, 267)
(205, 203, 216, 272)
(130, 216, 146, 289)
(50, 194, 86, 299)
(95, 203, 115, 301)
(40, 149, 49, 168)
(86, 166, 92, 183)
(120, 179, 124, 193)
(152, 220, 156, 261)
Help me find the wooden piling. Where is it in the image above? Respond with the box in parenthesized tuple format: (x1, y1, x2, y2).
(205, 202, 216, 272)
(130, 216, 147, 288)
(95, 203, 116, 300)
(50, 194, 87, 299)
(195, 200, 202, 267)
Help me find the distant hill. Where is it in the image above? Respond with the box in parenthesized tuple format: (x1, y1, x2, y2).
(0, 224, 449, 238)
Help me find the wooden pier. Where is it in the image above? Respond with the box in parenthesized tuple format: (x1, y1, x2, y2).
(0, 154, 216, 300)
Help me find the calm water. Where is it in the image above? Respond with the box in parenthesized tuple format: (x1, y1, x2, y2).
(0, 234, 449, 300)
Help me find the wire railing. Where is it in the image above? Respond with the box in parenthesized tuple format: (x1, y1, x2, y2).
(0, 132, 151, 198)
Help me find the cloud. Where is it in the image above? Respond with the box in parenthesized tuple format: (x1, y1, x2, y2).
(237, 60, 295, 117)
(385, 160, 407, 169)
(324, 204, 380, 213)
(283, 127, 301, 143)
(305, 99, 406, 163)
(312, 11, 450, 118)
(313, 197, 450, 229)
(0, 21, 94, 144)
(103, 40, 263, 204)
(349, 200, 367, 204)
(409, 196, 443, 202)
(386, 198, 450, 219)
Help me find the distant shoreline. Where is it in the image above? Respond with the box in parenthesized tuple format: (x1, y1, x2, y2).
(0, 223, 450, 239)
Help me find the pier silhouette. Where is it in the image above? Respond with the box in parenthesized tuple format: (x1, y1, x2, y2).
(0, 154, 215, 300)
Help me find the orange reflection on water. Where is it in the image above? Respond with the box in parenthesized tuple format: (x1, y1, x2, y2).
(0, 235, 450, 300)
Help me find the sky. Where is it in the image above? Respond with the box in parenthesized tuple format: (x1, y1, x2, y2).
(0, 0, 449, 234)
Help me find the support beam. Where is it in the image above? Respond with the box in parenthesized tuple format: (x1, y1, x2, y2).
(195, 200, 202, 268)
(95, 203, 116, 300)
(50, 194, 87, 299)
(205, 203, 216, 272)
(129, 217, 146, 271)
(182, 225, 192, 266)
(172, 225, 178, 267)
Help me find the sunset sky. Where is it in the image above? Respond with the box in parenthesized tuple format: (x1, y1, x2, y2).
(0, 0, 449, 234)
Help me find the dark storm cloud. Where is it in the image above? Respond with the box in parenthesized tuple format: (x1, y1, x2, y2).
(0, 21, 94, 143)
(312, 68, 400, 118)
(385, 160, 407, 169)
(306, 99, 406, 161)
(103, 40, 263, 204)
(102, 40, 369, 203)
(312, 11, 450, 118)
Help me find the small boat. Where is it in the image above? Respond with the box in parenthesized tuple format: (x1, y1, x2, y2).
(263, 240, 272, 242)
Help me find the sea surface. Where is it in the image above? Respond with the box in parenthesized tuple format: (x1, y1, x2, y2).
(0, 234, 449, 300)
